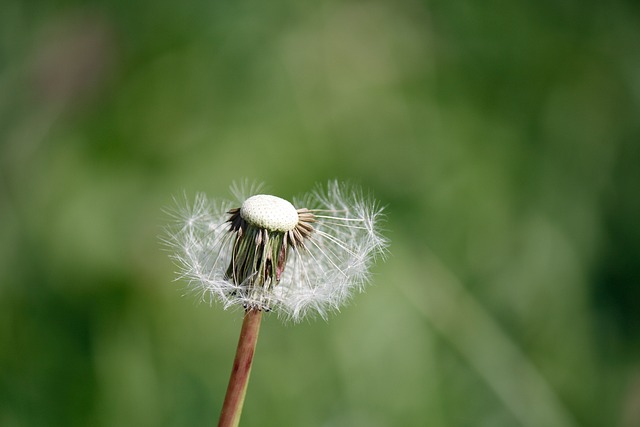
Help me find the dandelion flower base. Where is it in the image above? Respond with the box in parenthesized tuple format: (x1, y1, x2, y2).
(240, 195, 298, 232)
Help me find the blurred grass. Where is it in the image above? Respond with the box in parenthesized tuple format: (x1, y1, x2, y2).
(1, 0, 640, 426)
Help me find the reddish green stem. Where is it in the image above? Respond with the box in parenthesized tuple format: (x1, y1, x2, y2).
(217, 309, 263, 427)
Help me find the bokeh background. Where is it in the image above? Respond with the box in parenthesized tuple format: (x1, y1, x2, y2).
(1, 0, 639, 426)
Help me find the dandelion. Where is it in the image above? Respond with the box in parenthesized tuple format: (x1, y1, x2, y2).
(168, 180, 387, 321)
(164, 181, 387, 427)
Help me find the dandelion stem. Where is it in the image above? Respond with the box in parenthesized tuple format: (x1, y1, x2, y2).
(218, 308, 263, 427)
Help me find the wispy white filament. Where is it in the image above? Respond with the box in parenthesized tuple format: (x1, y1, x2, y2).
(165, 181, 387, 322)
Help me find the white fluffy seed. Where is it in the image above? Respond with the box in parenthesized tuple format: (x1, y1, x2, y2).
(240, 195, 299, 232)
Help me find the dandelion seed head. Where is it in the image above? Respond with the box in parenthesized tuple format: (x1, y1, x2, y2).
(164, 181, 387, 322)
(240, 195, 298, 232)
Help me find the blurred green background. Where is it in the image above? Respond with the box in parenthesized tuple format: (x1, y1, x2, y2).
(1, 0, 639, 426)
